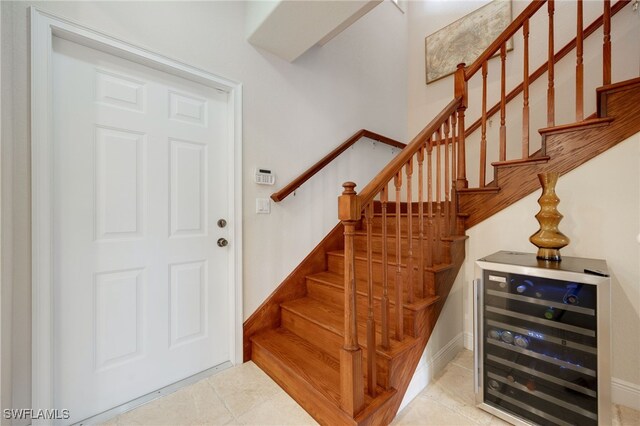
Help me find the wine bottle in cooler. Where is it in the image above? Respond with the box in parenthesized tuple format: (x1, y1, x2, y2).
(514, 335, 530, 349)
(514, 279, 544, 299)
(543, 306, 558, 320)
(563, 284, 580, 305)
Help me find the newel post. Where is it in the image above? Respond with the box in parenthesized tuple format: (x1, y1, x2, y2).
(454, 63, 468, 189)
(338, 182, 364, 415)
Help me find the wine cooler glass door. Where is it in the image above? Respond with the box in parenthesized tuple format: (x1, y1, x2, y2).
(480, 270, 598, 426)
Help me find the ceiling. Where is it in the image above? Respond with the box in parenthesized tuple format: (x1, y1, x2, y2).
(246, 0, 383, 62)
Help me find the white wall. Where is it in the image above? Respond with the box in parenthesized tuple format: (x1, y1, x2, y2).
(1, 0, 408, 416)
(464, 133, 640, 406)
(406, 0, 640, 409)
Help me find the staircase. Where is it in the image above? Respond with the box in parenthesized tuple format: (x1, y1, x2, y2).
(247, 196, 467, 425)
(243, 1, 640, 424)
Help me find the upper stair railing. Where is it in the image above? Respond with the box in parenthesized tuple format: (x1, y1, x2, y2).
(463, 0, 628, 140)
(458, 0, 629, 189)
(337, 0, 629, 417)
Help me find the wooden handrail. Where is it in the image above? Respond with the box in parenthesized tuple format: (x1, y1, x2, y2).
(357, 97, 462, 207)
(465, 0, 547, 80)
(270, 129, 405, 202)
(464, 0, 629, 138)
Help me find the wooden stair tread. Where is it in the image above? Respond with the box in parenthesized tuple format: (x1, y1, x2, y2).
(252, 328, 398, 424)
(538, 117, 614, 136)
(456, 186, 501, 194)
(306, 270, 441, 312)
(281, 297, 420, 358)
(596, 76, 640, 95)
(251, 328, 342, 405)
(441, 235, 469, 242)
(491, 155, 551, 168)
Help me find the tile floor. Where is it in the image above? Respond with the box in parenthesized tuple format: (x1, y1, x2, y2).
(102, 350, 640, 425)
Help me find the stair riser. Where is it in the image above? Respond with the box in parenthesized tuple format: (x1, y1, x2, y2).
(281, 308, 391, 389)
(306, 280, 399, 329)
(306, 280, 422, 339)
(365, 215, 451, 235)
(327, 254, 437, 298)
(371, 201, 452, 215)
(354, 233, 445, 258)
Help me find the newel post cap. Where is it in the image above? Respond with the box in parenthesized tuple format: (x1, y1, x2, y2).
(454, 63, 468, 107)
(338, 182, 360, 222)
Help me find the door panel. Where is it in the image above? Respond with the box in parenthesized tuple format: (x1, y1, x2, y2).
(52, 36, 231, 423)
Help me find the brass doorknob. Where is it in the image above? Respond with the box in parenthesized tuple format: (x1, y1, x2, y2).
(217, 238, 228, 247)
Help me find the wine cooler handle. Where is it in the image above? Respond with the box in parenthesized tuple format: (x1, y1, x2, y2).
(473, 278, 481, 394)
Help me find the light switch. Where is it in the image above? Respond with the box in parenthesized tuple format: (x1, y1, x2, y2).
(256, 198, 271, 214)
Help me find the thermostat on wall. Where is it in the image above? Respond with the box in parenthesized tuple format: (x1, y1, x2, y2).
(255, 168, 275, 185)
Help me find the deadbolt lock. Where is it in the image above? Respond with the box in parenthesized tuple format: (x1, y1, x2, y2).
(217, 219, 227, 228)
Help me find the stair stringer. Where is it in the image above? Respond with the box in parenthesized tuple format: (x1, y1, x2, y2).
(459, 77, 640, 228)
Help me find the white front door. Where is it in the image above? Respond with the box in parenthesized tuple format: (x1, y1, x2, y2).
(52, 36, 232, 423)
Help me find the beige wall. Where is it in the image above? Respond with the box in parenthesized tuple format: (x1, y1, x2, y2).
(407, 0, 640, 407)
(1, 0, 408, 416)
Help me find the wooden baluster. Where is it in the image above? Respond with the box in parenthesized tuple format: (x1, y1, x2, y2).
(603, 0, 611, 85)
(451, 113, 457, 196)
(426, 140, 434, 272)
(364, 202, 376, 397)
(338, 182, 364, 415)
(576, 0, 584, 121)
(426, 139, 435, 296)
(500, 43, 507, 161)
(380, 185, 390, 350)
(454, 63, 468, 189)
(435, 128, 442, 265)
(547, 0, 555, 128)
(480, 61, 488, 187)
(523, 19, 530, 158)
(444, 117, 451, 237)
(417, 147, 425, 299)
(405, 160, 414, 304)
(394, 172, 404, 341)
(450, 113, 458, 236)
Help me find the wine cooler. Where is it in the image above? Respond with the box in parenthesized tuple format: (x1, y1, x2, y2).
(474, 251, 611, 426)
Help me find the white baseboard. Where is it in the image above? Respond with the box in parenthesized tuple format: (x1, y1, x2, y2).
(463, 332, 473, 350)
(612, 377, 640, 411)
(399, 333, 464, 411)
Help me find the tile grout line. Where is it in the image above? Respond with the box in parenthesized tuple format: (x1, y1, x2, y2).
(206, 377, 239, 424)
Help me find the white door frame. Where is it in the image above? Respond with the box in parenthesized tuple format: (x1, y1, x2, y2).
(30, 7, 243, 414)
